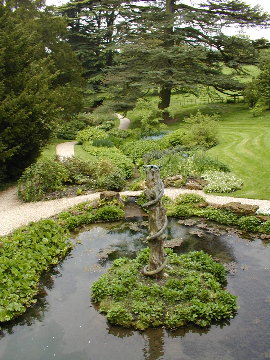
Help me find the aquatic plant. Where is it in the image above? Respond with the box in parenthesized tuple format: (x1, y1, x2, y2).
(91, 248, 237, 330)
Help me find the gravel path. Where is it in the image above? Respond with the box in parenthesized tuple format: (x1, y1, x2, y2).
(116, 113, 130, 130)
(56, 141, 77, 160)
(1, 186, 270, 237)
(1, 117, 269, 237)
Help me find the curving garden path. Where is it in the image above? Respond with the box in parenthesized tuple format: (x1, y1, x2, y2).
(1, 115, 270, 236)
(1, 186, 270, 236)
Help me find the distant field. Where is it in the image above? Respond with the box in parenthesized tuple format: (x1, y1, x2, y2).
(207, 104, 270, 200)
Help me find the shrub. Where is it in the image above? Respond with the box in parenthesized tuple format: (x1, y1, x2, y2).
(190, 152, 230, 174)
(82, 143, 134, 178)
(164, 111, 219, 149)
(108, 129, 132, 139)
(153, 153, 190, 178)
(203, 208, 239, 225)
(174, 193, 206, 205)
(168, 204, 198, 218)
(94, 205, 125, 221)
(202, 171, 243, 193)
(61, 157, 97, 185)
(121, 139, 165, 164)
(183, 111, 219, 148)
(18, 159, 69, 202)
(96, 120, 115, 131)
(142, 146, 190, 164)
(97, 169, 127, 191)
(55, 114, 92, 140)
(237, 216, 261, 232)
(76, 127, 108, 144)
(126, 98, 166, 135)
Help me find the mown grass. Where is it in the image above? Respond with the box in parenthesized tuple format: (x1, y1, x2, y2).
(74, 144, 92, 161)
(206, 104, 270, 200)
(39, 138, 64, 160)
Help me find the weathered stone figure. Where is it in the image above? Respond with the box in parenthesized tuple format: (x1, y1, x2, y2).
(142, 165, 168, 278)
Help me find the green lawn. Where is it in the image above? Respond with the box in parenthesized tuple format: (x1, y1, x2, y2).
(39, 139, 63, 160)
(206, 104, 270, 200)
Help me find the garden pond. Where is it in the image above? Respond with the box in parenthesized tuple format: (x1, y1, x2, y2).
(1, 218, 270, 360)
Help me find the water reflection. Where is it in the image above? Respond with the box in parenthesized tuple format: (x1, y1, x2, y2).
(1, 219, 270, 360)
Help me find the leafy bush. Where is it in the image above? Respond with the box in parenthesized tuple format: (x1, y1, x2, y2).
(97, 169, 127, 191)
(91, 248, 237, 329)
(0, 220, 71, 322)
(237, 216, 261, 232)
(183, 111, 219, 148)
(190, 152, 230, 174)
(164, 111, 219, 149)
(153, 153, 190, 178)
(0, 198, 125, 323)
(108, 129, 133, 139)
(168, 204, 199, 218)
(56, 114, 93, 140)
(82, 143, 134, 178)
(142, 146, 190, 164)
(121, 139, 165, 164)
(96, 120, 115, 131)
(174, 193, 206, 205)
(18, 160, 69, 202)
(150, 151, 229, 180)
(76, 127, 108, 144)
(94, 205, 125, 221)
(61, 157, 97, 185)
(126, 98, 166, 135)
(202, 171, 243, 193)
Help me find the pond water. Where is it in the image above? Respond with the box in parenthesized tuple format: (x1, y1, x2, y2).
(1, 219, 270, 360)
(141, 132, 170, 140)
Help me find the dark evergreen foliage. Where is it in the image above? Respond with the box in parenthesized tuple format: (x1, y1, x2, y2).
(0, 1, 83, 181)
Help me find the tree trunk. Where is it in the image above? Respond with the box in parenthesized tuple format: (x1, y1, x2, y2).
(143, 165, 167, 279)
(158, 85, 172, 110)
(148, 205, 166, 277)
(158, 0, 175, 118)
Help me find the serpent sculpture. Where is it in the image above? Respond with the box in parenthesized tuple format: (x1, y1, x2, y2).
(142, 165, 168, 278)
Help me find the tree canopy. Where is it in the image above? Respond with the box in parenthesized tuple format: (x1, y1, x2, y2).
(0, 1, 83, 181)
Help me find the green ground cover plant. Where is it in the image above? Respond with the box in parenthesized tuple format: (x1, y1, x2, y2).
(0, 220, 72, 323)
(91, 248, 237, 329)
(0, 199, 125, 324)
(165, 194, 269, 234)
(202, 171, 243, 193)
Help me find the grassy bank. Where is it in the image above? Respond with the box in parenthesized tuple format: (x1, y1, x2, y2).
(207, 104, 270, 200)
